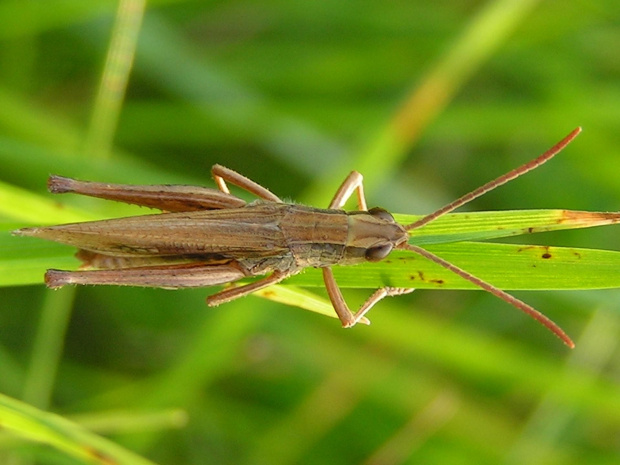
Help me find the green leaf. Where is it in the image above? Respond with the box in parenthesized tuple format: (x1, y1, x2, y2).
(3, 205, 620, 295)
(396, 209, 620, 244)
(287, 242, 620, 290)
(0, 392, 158, 465)
(0, 179, 98, 224)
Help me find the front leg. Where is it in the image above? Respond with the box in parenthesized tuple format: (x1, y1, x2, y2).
(322, 268, 411, 327)
(324, 171, 414, 326)
(329, 170, 367, 210)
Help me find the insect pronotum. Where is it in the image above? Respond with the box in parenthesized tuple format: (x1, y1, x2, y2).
(14, 128, 582, 348)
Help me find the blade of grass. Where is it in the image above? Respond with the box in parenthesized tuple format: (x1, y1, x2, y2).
(21, 288, 75, 409)
(311, 242, 620, 290)
(398, 209, 620, 245)
(0, 409, 187, 449)
(85, 0, 145, 159)
(4, 207, 619, 289)
(253, 285, 337, 319)
(0, 180, 97, 224)
(0, 392, 158, 465)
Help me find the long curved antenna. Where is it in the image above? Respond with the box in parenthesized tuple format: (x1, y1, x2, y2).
(404, 127, 582, 231)
(402, 243, 574, 348)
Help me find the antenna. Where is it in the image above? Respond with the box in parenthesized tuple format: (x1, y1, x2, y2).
(401, 128, 582, 348)
(405, 127, 582, 231)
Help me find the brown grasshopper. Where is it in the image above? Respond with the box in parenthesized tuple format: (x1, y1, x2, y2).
(14, 128, 582, 348)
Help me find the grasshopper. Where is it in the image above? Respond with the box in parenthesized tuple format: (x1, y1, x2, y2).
(14, 128, 582, 348)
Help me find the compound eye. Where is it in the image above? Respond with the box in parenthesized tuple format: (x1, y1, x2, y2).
(367, 207, 394, 222)
(365, 243, 393, 262)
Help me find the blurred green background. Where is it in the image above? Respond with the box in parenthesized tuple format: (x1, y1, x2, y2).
(1, 0, 620, 464)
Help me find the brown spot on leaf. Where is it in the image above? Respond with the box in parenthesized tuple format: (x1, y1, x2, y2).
(560, 210, 620, 226)
(542, 252, 552, 259)
(85, 447, 117, 465)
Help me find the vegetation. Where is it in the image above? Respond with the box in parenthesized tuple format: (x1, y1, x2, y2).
(1, 0, 619, 464)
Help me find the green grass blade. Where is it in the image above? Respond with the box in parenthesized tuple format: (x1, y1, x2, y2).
(0, 392, 158, 465)
(287, 242, 620, 290)
(397, 209, 620, 244)
(3, 206, 619, 290)
(253, 285, 338, 320)
(0, 180, 97, 225)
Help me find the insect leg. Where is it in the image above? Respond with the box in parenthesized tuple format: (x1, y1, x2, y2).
(325, 172, 415, 326)
(328, 171, 367, 209)
(353, 287, 415, 324)
(206, 270, 293, 306)
(211, 165, 283, 202)
(44, 262, 248, 289)
(47, 175, 246, 212)
(323, 268, 410, 327)
(323, 268, 367, 326)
